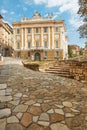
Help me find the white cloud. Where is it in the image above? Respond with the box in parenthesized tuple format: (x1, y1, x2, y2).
(34, 0, 47, 4)
(69, 14, 83, 28)
(0, 9, 7, 14)
(10, 11, 15, 14)
(22, 0, 32, 5)
(34, 0, 70, 6)
(34, 0, 81, 29)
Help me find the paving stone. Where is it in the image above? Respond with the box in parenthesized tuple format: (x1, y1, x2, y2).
(23, 94, 28, 97)
(65, 118, 72, 128)
(13, 104, 28, 112)
(26, 123, 43, 130)
(1, 57, 87, 130)
(0, 118, 6, 130)
(55, 104, 64, 109)
(6, 124, 23, 130)
(41, 103, 51, 112)
(7, 116, 19, 123)
(65, 113, 75, 117)
(71, 116, 85, 127)
(29, 106, 42, 116)
(38, 121, 50, 126)
(0, 90, 5, 96)
(14, 93, 22, 98)
(71, 108, 80, 113)
(0, 102, 5, 109)
(85, 116, 87, 121)
(25, 100, 35, 105)
(16, 112, 23, 120)
(47, 109, 54, 114)
(82, 107, 87, 113)
(50, 123, 70, 130)
(33, 103, 41, 106)
(33, 116, 39, 122)
(50, 113, 64, 123)
(0, 96, 12, 102)
(43, 127, 51, 130)
(0, 84, 7, 90)
(5, 88, 12, 95)
(10, 100, 20, 106)
(39, 113, 49, 121)
(55, 109, 64, 115)
(63, 101, 72, 108)
(0, 108, 11, 118)
(21, 113, 32, 127)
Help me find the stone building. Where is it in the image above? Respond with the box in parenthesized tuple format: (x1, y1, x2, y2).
(68, 45, 80, 56)
(0, 15, 13, 56)
(12, 12, 68, 60)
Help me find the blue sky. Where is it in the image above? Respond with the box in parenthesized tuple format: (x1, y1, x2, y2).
(0, 0, 86, 47)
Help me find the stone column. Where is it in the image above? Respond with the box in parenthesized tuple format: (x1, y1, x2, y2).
(41, 27, 43, 48)
(48, 27, 50, 49)
(32, 28, 34, 47)
(13, 28, 16, 49)
(52, 27, 54, 49)
(21, 28, 24, 49)
(25, 28, 27, 49)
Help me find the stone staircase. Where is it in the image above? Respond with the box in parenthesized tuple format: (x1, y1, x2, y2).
(45, 61, 73, 78)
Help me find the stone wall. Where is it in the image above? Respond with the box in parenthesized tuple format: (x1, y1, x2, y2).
(22, 62, 39, 71)
(68, 60, 87, 81)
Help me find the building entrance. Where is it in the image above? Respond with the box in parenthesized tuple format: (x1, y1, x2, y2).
(34, 52, 41, 61)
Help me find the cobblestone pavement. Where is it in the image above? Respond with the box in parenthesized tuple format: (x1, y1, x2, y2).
(0, 57, 87, 130)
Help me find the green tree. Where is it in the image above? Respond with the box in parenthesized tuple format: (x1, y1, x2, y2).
(79, 49, 83, 55)
(78, 0, 87, 38)
(68, 46, 73, 58)
(85, 42, 87, 48)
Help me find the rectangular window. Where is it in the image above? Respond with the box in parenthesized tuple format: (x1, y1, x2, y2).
(44, 27, 48, 33)
(36, 28, 39, 33)
(44, 41, 48, 48)
(27, 28, 31, 33)
(17, 29, 20, 34)
(16, 36, 20, 40)
(44, 51, 47, 58)
(28, 42, 31, 48)
(27, 36, 31, 40)
(55, 41, 58, 48)
(55, 27, 58, 32)
(17, 42, 20, 49)
(55, 51, 59, 58)
(36, 41, 39, 47)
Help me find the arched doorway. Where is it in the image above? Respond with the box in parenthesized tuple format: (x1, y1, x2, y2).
(34, 52, 41, 61)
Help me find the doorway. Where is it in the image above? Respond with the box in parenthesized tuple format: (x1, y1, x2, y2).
(34, 52, 41, 61)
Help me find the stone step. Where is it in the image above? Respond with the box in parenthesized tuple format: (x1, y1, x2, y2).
(0, 75, 9, 83)
(46, 68, 69, 71)
(50, 66, 69, 69)
(46, 71, 71, 78)
(46, 70, 69, 74)
(45, 61, 73, 79)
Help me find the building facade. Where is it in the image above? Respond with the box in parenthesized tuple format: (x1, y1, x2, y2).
(0, 15, 13, 56)
(12, 12, 68, 60)
(68, 45, 80, 56)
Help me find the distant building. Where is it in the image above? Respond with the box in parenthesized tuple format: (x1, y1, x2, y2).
(68, 45, 80, 56)
(12, 12, 68, 60)
(0, 15, 13, 56)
